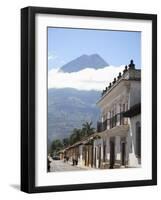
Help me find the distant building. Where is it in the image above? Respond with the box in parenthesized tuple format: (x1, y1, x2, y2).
(61, 136, 94, 168)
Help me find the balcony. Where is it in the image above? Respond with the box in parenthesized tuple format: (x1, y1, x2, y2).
(97, 112, 127, 133)
(97, 119, 107, 132)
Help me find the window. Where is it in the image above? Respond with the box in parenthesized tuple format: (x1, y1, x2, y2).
(123, 104, 125, 112)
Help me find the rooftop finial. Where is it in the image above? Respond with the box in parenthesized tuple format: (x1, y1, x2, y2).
(128, 59, 135, 69)
(123, 65, 128, 73)
(117, 72, 122, 79)
(109, 82, 112, 88)
(113, 78, 116, 84)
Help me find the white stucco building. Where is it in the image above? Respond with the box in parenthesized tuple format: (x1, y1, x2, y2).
(93, 60, 141, 169)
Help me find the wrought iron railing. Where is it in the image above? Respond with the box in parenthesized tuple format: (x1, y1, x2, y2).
(97, 119, 107, 132)
(97, 112, 127, 132)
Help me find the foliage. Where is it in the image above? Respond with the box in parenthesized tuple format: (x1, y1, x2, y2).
(62, 138, 70, 147)
(50, 121, 95, 153)
(50, 139, 63, 155)
(82, 122, 95, 137)
(69, 128, 82, 145)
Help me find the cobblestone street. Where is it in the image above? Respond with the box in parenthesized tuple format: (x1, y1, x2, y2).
(49, 159, 88, 172)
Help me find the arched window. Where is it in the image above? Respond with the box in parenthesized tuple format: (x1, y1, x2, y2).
(135, 121, 141, 159)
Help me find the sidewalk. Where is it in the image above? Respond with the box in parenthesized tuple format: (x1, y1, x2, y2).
(49, 159, 88, 172)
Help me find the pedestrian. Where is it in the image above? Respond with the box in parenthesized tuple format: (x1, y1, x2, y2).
(47, 157, 51, 172)
(64, 156, 66, 162)
(72, 158, 75, 166)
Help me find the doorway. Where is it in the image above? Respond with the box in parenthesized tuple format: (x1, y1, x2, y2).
(136, 121, 141, 164)
(110, 139, 115, 169)
(94, 147, 97, 168)
(121, 142, 126, 166)
(98, 146, 101, 168)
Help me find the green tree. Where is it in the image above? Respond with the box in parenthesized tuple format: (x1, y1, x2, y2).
(50, 122, 95, 152)
(81, 121, 95, 137)
(69, 128, 82, 145)
(62, 137, 70, 148)
(50, 139, 63, 155)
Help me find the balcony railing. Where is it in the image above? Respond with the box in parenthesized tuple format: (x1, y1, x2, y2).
(97, 119, 107, 132)
(97, 112, 127, 132)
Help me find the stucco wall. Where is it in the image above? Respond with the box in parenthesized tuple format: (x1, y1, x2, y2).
(129, 81, 141, 107)
(128, 114, 141, 166)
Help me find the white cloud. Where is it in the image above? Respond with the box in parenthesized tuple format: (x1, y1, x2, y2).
(48, 65, 125, 91)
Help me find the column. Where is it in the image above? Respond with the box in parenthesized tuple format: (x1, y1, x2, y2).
(106, 137, 110, 161)
(78, 145, 83, 166)
(115, 136, 121, 161)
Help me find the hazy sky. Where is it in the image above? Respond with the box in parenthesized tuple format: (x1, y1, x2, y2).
(48, 27, 141, 70)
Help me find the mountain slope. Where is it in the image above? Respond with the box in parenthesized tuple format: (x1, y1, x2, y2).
(59, 54, 108, 73)
(48, 88, 101, 145)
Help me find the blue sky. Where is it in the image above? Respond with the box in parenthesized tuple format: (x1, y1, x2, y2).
(48, 27, 141, 70)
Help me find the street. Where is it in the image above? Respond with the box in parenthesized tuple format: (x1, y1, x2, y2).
(49, 159, 88, 172)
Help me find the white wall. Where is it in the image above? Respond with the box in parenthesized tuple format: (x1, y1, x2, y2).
(0, 0, 160, 199)
(128, 114, 141, 166)
(129, 81, 141, 107)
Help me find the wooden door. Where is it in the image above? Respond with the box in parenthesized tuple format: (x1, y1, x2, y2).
(110, 141, 115, 168)
(121, 142, 126, 166)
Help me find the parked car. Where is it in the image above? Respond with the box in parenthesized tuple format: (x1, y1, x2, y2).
(52, 156, 60, 160)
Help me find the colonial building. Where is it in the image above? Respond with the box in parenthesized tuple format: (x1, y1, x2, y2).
(59, 60, 141, 170)
(93, 60, 141, 169)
